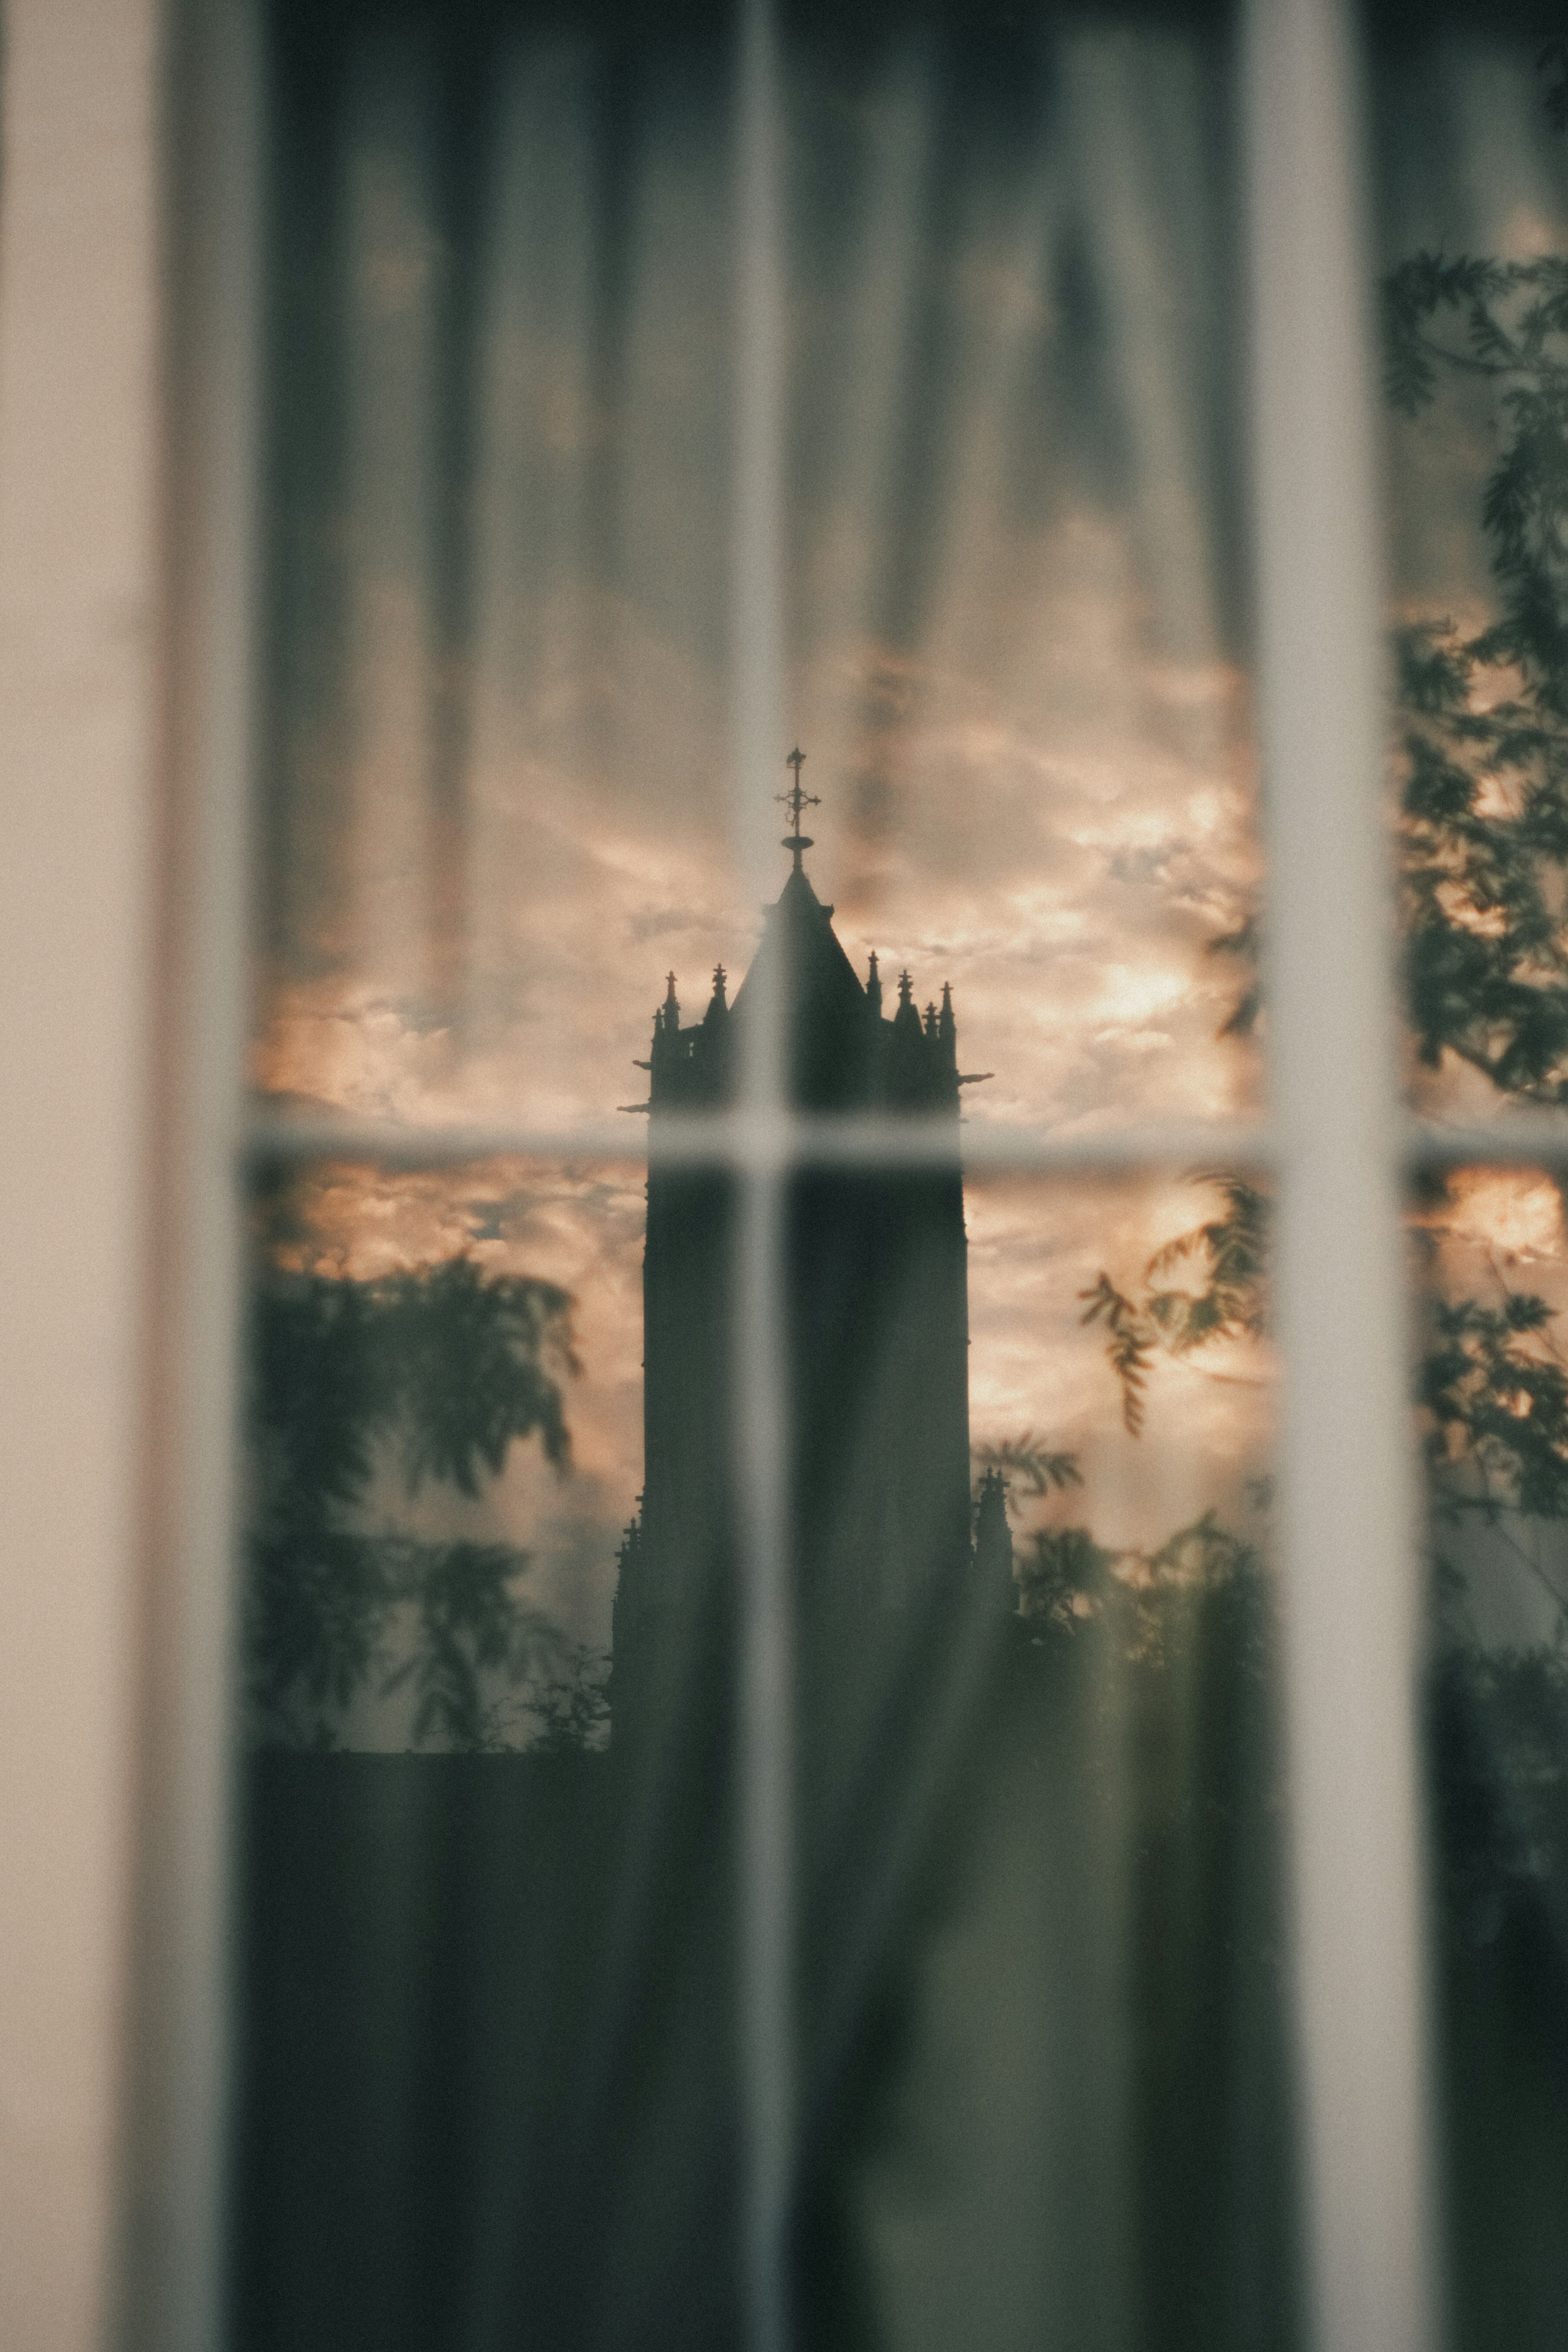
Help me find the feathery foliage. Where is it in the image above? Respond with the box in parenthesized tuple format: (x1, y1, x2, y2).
(970, 1432, 1082, 1501)
(1383, 253, 1568, 1099)
(246, 1255, 584, 1749)
(1420, 1284, 1568, 1536)
(1080, 1177, 1268, 1434)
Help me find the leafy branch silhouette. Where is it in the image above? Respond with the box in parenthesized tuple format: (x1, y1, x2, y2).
(246, 1254, 593, 1750)
(1080, 1177, 1269, 1436)
(1382, 253, 1568, 1101)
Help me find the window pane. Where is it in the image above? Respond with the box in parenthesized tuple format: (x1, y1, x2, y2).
(254, 7, 748, 1131)
(1373, 7, 1568, 1126)
(252, 0, 1260, 1137)
(236, 1153, 748, 2347)
(1407, 1160, 1568, 2348)
(789, 1168, 1290, 2350)
(1372, 12, 1568, 2343)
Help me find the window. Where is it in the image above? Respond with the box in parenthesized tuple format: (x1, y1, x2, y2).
(11, 2, 1565, 2348)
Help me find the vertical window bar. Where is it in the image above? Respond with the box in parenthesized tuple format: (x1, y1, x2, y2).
(733, 6, 795, 2350)
(126, 4, 263, 2348)
(0, 2, 165, 2345)
(1242, 4, 1438, 2348)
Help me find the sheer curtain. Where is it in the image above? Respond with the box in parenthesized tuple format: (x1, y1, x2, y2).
(0, 2, 1461, 2350)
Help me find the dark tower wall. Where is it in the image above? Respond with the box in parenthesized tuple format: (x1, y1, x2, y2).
(614, 866, 986, 1755)
(619, 1157, 737, 1747)
(786, 1163, 970, 1628)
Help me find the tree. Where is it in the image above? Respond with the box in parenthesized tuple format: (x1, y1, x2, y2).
(246, 1253, 605, 1749)
(1068, 234, 1568, 1578)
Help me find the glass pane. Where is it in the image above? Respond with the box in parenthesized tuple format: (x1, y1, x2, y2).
(1374, 8, 1568, 1128)
(252, 0, 1261, 1138)
(1408, 1160, 1568, 2348)
(234, 1157, 748, 2350)
(254, 5, 749, 1132)
(788, 1167, 1289, 2350)
(1372, 13, 1568, 2343)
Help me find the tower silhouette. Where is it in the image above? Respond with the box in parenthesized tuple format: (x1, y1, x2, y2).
(613, 758, 1008, 1757)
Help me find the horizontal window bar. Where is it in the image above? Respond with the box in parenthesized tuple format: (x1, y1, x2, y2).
(243, 1110, 1568, 1176)
(1404, 1115, 1568, 1167)
(240, 1111, 1277, 1175)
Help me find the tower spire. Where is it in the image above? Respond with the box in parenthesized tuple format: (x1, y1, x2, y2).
(776, 746, 822, 874)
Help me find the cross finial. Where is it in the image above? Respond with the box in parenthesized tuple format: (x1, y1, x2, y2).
(776, 747, 822, 872)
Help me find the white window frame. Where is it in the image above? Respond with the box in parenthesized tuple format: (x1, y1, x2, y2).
(0, 1, 1451, 2347)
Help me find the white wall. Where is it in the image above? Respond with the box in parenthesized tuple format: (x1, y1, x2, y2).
(0, 2, 163, 2345)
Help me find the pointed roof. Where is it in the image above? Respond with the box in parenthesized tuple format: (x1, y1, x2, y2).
(635, 755, 965, 1116)
(731, 865, 872, 1108)
(731, 865, 863, 1016)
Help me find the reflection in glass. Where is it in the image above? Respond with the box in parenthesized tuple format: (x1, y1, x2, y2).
(237, 1, 1283, 2346)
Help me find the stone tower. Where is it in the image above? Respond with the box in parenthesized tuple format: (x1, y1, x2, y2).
(612, 764, 999, 1752)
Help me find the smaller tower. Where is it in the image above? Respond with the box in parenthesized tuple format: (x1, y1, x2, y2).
(973, 1466, 1016, 1617)
(608, 1507, 648, 1735)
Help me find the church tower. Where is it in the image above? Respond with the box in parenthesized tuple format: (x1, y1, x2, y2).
(612, 756, 996, 1749)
